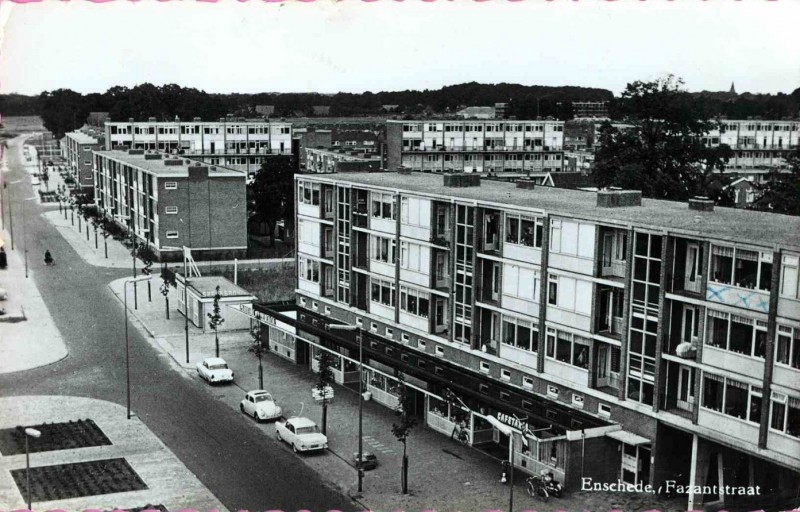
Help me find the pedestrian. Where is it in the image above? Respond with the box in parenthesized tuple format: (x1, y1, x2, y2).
(0, 247, 6, 269)
(44, 249, 54, 266)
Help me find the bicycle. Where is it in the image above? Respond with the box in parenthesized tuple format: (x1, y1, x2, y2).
(526, 475, 549, 502)
(451, 423, 470, 445)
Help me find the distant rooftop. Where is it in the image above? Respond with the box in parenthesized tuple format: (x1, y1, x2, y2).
(95, 150, 245, 178)
(183, 275, 254, 299)
(65, 130, 100, 144)
(304, 172, 800, 251)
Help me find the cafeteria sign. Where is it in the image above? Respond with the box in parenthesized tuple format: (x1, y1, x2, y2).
(239, 303, 273, 324)
(497, 411, 530, 432)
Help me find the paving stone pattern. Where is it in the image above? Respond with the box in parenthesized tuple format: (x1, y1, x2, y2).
(10, 457, 148, 502)
(0, 419, 111, 455)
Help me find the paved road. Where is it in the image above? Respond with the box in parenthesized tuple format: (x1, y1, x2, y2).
(0, 138, 356, 512)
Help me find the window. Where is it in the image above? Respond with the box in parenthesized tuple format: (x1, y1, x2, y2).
(547, 274, 591, 314)
(435, 346, 444, 357)
(402, 333, 410, 344)
(386, 328, 393, 339)
(166, 231, 179, 239)
(770, 392, 800, 438)
(523, 376, 534, 389)
(711, 245, 772, 291)
(400, 197, 431, 227)
(598, 403, 611, 417)
(500, 369, 511, 381)
(164, 182, 177, 190)
(356, 317, 363, 327)
(572, 394, 584, 408)
(502, 264, 539, 302)
(370, 277, 395, 306)
(371, 192, 395, 220)
(400, 241, 430, 273)
(547, 329, 590, 369)
(781, 255, 800, 299)
(371, 235, 396, 263)
(500, 391, 510, 402)
(418, 340, 426, 351)
(547, 385, 558, 398)
(776, 325, 800, 370)
(370, 322, 378, 333)
(480, 361, 490, 374)
(299, 256, 321, 283)
(550, 219, 594, 258)
(298, 181, 321, 206)
(400, 286, 430, 318)
(501, 316, 538, 353)
(505, 214, 543, 248)
(164, 206, 178, 215)
(705, 310, 767, 358)
(702, 373, 762, 423)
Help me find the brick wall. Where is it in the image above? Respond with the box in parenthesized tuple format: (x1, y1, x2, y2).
(386, 123, 403, 171)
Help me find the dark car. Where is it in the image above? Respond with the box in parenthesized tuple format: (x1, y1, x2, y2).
(353, 451, 378, 470)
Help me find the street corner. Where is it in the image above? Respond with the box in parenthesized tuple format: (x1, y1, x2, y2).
(0, 395, 229, 512)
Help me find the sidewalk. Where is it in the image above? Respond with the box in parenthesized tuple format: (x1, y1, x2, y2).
(0, 227, 68, 374)
(0, 395, 228, 512)
(109, 278, 681, 512)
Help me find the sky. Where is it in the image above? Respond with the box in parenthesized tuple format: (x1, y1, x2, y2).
(0, 1, 798, 97)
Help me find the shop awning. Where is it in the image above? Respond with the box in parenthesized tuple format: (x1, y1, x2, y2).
(606, 430, 651, 446)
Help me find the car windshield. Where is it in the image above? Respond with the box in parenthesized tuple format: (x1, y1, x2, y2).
(295, 426, 319, 435)
(254, 394, 272, 403)
(208, 363, 228, 370)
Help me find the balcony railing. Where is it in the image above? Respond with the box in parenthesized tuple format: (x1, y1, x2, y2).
(600, 260, 626, 279)
(405, 145, 561, 153)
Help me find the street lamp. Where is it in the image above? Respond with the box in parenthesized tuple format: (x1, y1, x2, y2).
(124, 275, 151, 420)
(162, 245, 191, 364)
(114, 214, 146, 309)
(21, 196, 37, 279)
(326, 323, 364, 493)
(24, 427, 41, 511)
(7, 179, 24, 251)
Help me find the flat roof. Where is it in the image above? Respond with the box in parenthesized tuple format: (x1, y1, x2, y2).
(388, 119, 564, 124)
(65, 131, 100, 144)
(95, 150, 245, 178)
(104, 119, 290, 126)
(182, 275, 254, 298)
(303, 172, 800, 251)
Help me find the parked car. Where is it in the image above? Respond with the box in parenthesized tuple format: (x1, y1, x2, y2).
(240, 390, 282, 422)
(353, 451, 378, 470)
(312, 384, 334, 402)
(276, 417, 328, 453)
(196, 357, 234, 384)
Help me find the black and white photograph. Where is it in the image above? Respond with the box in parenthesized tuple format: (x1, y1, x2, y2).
(0, 1, 799, 511)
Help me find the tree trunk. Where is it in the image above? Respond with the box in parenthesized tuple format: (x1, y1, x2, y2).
(148, 281, 152, 302)
(215, 331, 220, 358)
(165, 296, 170, 320)
(402, 442, 409, 494)
(258, 355, 263, 389)
(268, 220, 277, 248)
(322, 401, 328, 436)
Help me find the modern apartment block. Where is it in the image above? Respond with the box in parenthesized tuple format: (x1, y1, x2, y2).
(386, 119, 564, 174)
(304, 147, 382, 174)
(572, 101, 610, 119)
(103, 117, 293, 175)
(62, 129, 104, 191)
(282, 171, 799, 509)
(93, 149, 247, 260)
(704, 120, 800, 180)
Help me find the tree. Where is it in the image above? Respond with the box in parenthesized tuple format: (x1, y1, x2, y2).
(250, 157, 295, 247)
(159, 265, 176, 320)
(315, 351, 335, 436)
(207, 285, 225, 358)
(248, 324, 267, 389)
(140, 251, 154, 302)
(592, 75, 733, 201)
(751, 147, 800, 216)
(391, 374, 416, 494)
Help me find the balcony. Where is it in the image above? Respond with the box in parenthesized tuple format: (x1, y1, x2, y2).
(600, 260, 626, 280)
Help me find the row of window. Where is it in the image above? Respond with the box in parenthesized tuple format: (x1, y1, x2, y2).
(403, 123, 564, 133)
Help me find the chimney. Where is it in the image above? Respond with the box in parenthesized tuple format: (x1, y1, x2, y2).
(689, 196, 715, 212)
(597, 190, 642, 208)
(443, 173, 481, 188)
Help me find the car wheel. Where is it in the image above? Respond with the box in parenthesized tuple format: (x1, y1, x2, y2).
(253, 411, 259, 422)
(240, 404, 245, 413)
(277, 431, 282, 441)
(292, 443, 298, 453)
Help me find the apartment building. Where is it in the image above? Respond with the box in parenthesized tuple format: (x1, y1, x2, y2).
(703, 120, 800, 180)
(304, 147, 382, 174)
(62, 129, 104, 191)
(278, 171, 799, 510)
(386, 119, 565, 174)
(572, 101, 610, 119)
(104, 117, 293, 175)
(93, 149, 247, 260)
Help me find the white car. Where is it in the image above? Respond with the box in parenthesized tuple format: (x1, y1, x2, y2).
(240, 390, 282, 422)
(196, 357, 234, 384)
(276, 417, 328, 453)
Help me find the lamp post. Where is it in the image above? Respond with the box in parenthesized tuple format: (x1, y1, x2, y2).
(21, 196, 37, 279)
(24, 427, 41, 511)
(163, 245, 191, 364)
(124, 275, 151, 420)
(326, 323, 364, 493)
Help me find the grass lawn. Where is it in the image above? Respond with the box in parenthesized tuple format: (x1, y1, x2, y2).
(206, 264, 296, 303)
